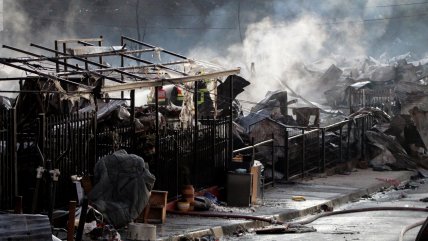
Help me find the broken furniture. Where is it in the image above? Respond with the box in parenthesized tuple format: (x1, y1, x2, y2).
(250, 165, 262, 205)
(136, 190, 168, 224)
(292, 107, 320, 127)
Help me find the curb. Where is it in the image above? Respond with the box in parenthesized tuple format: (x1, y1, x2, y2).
(159, 171, 415, 241)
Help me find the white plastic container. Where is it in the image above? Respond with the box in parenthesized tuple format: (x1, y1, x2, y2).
(127, 223, 156, 241)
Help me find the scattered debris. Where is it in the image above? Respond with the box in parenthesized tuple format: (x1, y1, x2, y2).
(375, 178, 401, 187)
(255, 224, 316, 234)
(292, 196, 306, 201)
(320, 204, 333, 212)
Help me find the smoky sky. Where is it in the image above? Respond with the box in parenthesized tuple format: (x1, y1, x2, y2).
(2, 0, 428, 57)
(1, 0, 428, 103)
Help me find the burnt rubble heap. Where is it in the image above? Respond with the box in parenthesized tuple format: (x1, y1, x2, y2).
(237, 53, 428, 172)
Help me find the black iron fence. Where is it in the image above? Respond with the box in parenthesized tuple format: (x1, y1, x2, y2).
(232, 137, 275, 188)
(154, 117, 231, 198)
(0, 108, 17, 210)
(96, 125, 134, 160)
(0, 107, 379, 211)
(42, 112, 96, 207)
(243, 114, 375, 184)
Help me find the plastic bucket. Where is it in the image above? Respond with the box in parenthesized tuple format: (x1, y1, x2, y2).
(126, 223, 156, 241)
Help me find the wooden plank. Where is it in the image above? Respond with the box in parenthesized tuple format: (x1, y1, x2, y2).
(251, 165, 261, 204)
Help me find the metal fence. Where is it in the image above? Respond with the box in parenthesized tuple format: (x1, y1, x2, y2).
(0, 108, 17, 210)
(0, 108, 378, 211)
(243, 114, 374, 184)
(96, 125, 134, 160)
(286, 115, 372, 180)
(233, 137, 275, 188)
(43, 112, 96, 207)
(154, 117, 231, 198)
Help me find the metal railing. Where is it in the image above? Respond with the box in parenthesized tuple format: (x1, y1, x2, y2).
(233, 136, 275, 187)
(154, 117, 231, 198)
(0, 108, 17, 210)
(245, 114, 374, 184)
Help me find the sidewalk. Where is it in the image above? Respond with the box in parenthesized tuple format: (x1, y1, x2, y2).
(151, 169, 415, 241)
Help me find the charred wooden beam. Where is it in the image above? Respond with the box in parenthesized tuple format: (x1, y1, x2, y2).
(55, 37, 103, 43)
(80, 36, 189, 76)
(0, 59, 92, 89)
(56, 59, 191, 76)
(0, 90, 92, 94)
(122, 35, 188, 60)
(30, 43, 141, 82)
(121, 53, 187, 76)
(2, 45, 118, 84)
(101, 68, 241, 93)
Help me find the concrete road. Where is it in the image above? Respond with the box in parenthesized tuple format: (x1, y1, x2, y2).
(223, 178, 428, 241)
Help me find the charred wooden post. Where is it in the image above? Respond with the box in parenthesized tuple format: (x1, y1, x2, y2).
(347, 120, 351, 162)
(301, 129, 305, 179)
(284, 130, 289, 180)
(174, 131, 179, 197)
(98, 36, 104, 87)
(130, 90, 136, 150)
(67, 201, 76, 241)
(98, 36, 103, 65)
(77, 40, 91, 70)
(361, 117, 366, 162)
(321, 128, 326, 173)
(339, 125, 343, 163)
(271, 133, 275, 187)
(91, 112, 97, 166)
(10, 108, 17, 200)
(14, 196, 22, 214)
(228, 75, 234, 170)
(75, 198, 88, 241)
(155, 86, 160, 164)
(38, 113, 46, 158)
(54, 40, 59, 72)
(193, 82, 198, 184)
(120, 36, 124, 98)
(62, 42, 68, 72)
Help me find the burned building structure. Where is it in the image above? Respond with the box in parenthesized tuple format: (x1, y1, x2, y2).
(0, 36, 244, 214)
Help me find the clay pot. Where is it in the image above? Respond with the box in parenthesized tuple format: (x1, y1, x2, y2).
(182, 185, 195, 211)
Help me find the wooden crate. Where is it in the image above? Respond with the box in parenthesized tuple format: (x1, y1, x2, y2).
(136, 190, 168, 224)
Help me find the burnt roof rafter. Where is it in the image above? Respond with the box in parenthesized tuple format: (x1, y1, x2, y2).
(0, 59, 93, 90)
(30, 43, 141, 82)
(2, 44, 123, 84)
(56, 59, 191, 77)
(121, 35, 188, 60)
(79, 39, 188, 76)
(0, 36, 241, 94)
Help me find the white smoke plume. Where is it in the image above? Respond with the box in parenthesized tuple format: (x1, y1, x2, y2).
(187, 0, 424, 109)
(1, 0, 427, 106)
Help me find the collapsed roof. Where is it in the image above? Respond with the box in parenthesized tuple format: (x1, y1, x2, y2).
(0, 36, 240, 96)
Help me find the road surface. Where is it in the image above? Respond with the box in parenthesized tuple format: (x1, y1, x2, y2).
(223, 177, 428, 241)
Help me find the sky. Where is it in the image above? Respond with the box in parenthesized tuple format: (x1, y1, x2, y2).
(1, 0, 428, 105)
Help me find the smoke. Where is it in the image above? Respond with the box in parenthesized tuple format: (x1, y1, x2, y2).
(1, 0, 428, 105)
(187, 0, 428, 108)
